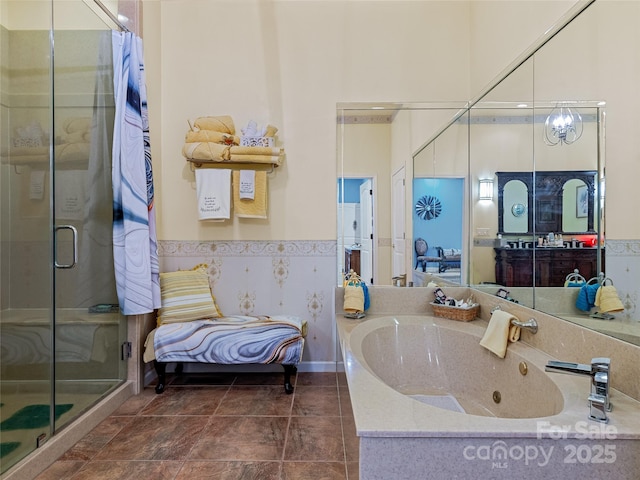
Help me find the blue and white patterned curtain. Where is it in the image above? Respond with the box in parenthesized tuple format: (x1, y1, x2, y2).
(111, 31, 160, 315)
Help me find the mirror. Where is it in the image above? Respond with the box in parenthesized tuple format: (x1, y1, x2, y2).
(337, 104, 468, 286)
(337, 1, 640, 347)
(497, 169, 598, 236)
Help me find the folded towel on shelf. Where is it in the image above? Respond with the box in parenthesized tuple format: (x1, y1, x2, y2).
(343, 284, 364, 313)
(228, 154, 282, 164)
(192, 115, 235, 134)
(576, 283, 599, 311)
(239, 170, 255, 200)
(63, 117, 91, 134)
(480, 310, 520, 358)
(229, 146, 282, 156)
(185, 130, 239, 145)
(595, 285, 625, 313)
(183, 142, 231, 162)
(233, 170, 267, 219)
(61, 130, 89, 144)
(195, 168, 231, 220)
(264, 124, 278, 137)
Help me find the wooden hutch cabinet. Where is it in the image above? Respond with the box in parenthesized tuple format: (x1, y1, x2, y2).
(494, 247, 604, 287)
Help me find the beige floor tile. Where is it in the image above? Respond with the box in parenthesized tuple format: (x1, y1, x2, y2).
(281, 461, 347, 480)
(296, 372, 339, 387)
(291, 386, 340, 417)
(189, 416, 289, 461)
(284, 416, 345, 462)
(59, 416, 133, 461)
(175, 460, 282, 480)
(216, 386, 293, 416)
(34, 460, 86, 480)
(70, 460, 182, 479)
(140, 386, 228, 416)
(94, 415, 208, 460)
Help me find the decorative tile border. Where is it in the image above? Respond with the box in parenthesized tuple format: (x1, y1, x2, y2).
(605, 239, 640, 256)
(158, 240, 336, 257)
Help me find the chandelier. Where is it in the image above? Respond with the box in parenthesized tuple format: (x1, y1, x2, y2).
(543, 104, 583, 146)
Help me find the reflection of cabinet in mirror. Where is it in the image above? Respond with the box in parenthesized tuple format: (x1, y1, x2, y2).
(494, 247, 605, 287)
(344, 248, 360, 276)
(497, 171, 597, 235)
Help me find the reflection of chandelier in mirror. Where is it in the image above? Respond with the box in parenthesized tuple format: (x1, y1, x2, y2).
(543, 104, 583, 146)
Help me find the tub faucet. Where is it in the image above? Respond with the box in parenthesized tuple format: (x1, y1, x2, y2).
(545, 357, 612, 423)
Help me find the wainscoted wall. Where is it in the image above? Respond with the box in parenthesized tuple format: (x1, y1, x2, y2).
(606, 239, 640, 320)
(157, 240, 338, 370)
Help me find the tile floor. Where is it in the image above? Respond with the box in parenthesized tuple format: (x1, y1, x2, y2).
(34, 371, 359, 480)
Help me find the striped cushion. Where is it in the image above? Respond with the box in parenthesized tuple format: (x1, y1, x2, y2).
(157, 270, 222, 325)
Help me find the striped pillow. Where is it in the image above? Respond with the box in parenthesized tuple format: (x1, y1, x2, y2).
(157, 270, 222, 325)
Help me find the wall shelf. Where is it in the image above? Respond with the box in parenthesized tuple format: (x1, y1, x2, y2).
(186, 156, 282, 172)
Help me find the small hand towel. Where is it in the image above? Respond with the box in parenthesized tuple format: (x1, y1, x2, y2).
(596, 285, 625, 313)
(233, 170, 267, 219)
(239, 170, 255, 200)
(480, 310, 519, 358)
(343, 284, 364, 313)
(576, 283, 599, 311)
(195, 168, 231, 220)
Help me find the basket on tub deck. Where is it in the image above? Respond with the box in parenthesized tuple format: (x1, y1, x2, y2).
(430, 302, 479, 322)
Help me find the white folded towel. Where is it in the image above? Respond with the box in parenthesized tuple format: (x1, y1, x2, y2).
(238, 169, 255, 200)
(195, 168, 231, 220)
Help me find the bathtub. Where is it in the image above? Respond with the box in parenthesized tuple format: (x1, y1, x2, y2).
(338, 315, 640, 480)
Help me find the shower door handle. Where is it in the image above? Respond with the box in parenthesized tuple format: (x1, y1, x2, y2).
(54, 225, 78, 269)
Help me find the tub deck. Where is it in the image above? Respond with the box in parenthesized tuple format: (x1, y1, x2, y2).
(337, 313, 640, 479)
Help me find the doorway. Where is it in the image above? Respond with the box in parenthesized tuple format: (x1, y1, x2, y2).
(337, 177, 374, 284)
(412, 177, 464, 284)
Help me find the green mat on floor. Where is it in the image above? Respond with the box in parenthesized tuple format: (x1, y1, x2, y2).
(0, 404, 73, 432)
(0, 442, 21, 459)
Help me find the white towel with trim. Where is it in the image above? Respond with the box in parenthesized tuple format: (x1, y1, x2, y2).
(196, 169, 231, 220)
(239, 169, 255, 200)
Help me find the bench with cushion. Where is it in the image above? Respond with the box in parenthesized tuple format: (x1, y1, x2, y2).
(435, 246, 462, 272)
(143, 267, 305, 394)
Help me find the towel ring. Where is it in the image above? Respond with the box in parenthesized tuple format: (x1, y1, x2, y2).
(565, 269, 586, 283)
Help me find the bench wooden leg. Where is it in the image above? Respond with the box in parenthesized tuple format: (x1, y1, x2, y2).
(283, 364, 297, 394)
(154, 361, 167, 394)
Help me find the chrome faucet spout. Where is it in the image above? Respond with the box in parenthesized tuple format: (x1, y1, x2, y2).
(546, 357, 612, 422)
(545, 361, 591, 376)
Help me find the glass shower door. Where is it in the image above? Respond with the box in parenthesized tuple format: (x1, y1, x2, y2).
(51, 1, 127, 432)
(0, 1, 54, 472)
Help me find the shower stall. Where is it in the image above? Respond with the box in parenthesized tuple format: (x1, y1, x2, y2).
(1, 1, 129, 473)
